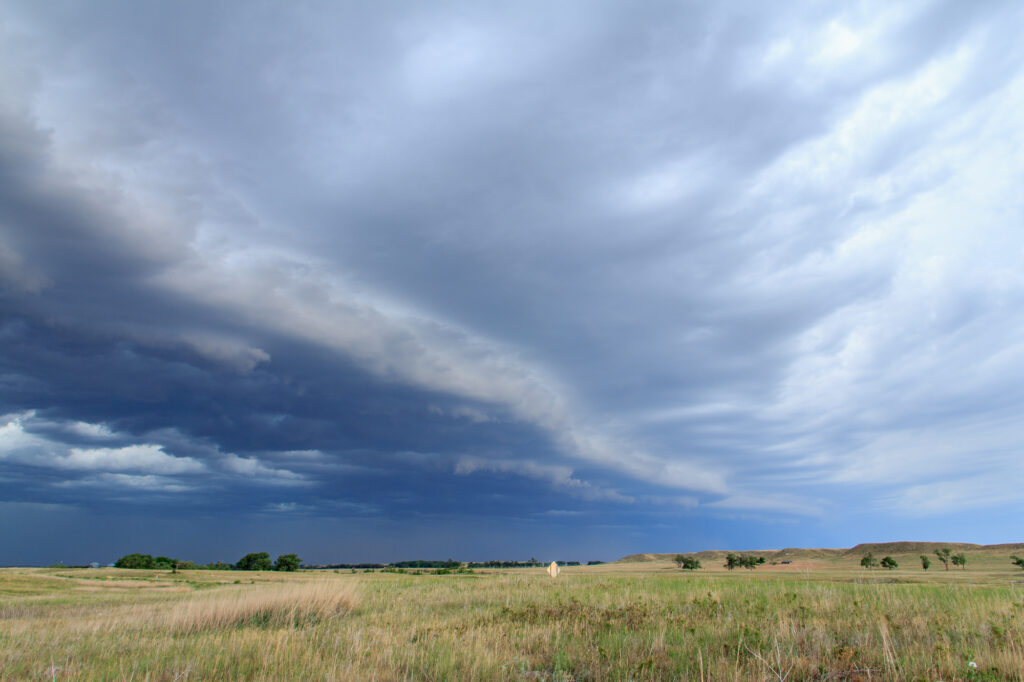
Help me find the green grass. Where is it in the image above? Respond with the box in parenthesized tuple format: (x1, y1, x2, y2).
(1, 554, 1023, 680)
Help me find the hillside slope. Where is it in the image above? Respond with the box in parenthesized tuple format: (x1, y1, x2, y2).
(617, 542, 1024, 564)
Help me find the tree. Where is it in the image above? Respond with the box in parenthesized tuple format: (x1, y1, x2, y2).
(153, 556, 176, 570)
(114, 553, 155, 569)
(237, 552, 272, 571)
(1011, 555, 1024, 570)
(860, 552, 878, 570)
(274, 553, 302, 572)
(934, 548, 951, 571)
(724, 553, 740, 570)
(204, 561, 232, 570)
(920, 555, 930, 570)
(675, 555, 701, 571)
(951, 553, 967, 570)
(880, 556, 898, 570)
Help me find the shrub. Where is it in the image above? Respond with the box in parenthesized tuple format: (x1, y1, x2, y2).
(204, 561, 233, 570)
(273, 554, 302, 572)
(153, 556, 176, 569)
(115, 553, 156, 569)
(675, 555, 701, 571)
(724, 554, 763, 570)
(237, 552, 273, 571)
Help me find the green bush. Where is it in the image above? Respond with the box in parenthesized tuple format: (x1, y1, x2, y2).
(114, 553, 156, 569)
(273, 554, 302, 571)
(237, 552, 273, 571)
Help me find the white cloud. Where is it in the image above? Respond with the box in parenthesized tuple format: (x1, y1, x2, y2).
(706, 493, 824, 517)
(890, 473, 1024, 516)
(751, 43, 975, 199)
(0, 413, 316, 490)
(67, 421, 114, 439)
(0, 415, 205, 475)
(163, 333, 271, 372)
(63, 445, 205, 474)
(57, 473, 195, 493)
(220, 453, 306, 484)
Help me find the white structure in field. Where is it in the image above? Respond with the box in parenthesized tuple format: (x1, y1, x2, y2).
(547, 561, 560, 578)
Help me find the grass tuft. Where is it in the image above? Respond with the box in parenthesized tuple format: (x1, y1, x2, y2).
(162, 580, 358, 632)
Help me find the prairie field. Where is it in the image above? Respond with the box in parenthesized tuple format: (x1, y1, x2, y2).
(2, 545, 1023, 681)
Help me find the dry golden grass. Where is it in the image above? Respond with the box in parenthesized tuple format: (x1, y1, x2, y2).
(2, 553, 1023, 680)
(118, 580, 358, 634)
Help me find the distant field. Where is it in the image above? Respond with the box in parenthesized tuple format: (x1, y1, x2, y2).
(2, 544, 1023, 680)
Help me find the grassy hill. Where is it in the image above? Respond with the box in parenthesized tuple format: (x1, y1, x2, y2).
(617, 542, 1024, 571)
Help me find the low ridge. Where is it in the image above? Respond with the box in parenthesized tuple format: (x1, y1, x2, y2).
(617, 542, 1024, 563)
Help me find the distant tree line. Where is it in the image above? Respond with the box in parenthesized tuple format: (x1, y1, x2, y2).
(390, 559, 463, 569)
(724, 554, 765, 570)
(113, 552, 301, 571)
(105, 550, 1024, 574)
(308, 559, 589, 569)
(860, 548, 974, 572)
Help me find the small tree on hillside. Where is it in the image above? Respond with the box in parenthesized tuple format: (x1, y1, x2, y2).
(680, 556, 701, 571)
(880, 556, 898, 570)
(934, 548, 951, 571)
(860, 552, 878, 570)
(951, 553, 967, 570)
(274, 554, 302, 572)
(1011, 555, 1024, 570)
(724, 553, 740, 570)
(920, 555, 930, 570)
(674, 554, 686, 569)
(237, 552, 272, 571)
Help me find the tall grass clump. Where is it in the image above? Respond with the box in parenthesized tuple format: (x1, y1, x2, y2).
(163, 580, 358, 632)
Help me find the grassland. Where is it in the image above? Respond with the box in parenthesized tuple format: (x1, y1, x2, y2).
(2, 543, 1023, 680)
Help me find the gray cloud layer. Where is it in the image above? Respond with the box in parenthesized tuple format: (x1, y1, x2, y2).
(2, 0, 1023, 560)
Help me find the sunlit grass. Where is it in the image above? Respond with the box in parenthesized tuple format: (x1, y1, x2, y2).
(1, 561, 1022, 680)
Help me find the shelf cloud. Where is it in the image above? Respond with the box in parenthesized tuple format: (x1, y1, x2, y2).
(1, 0, 1022, 564)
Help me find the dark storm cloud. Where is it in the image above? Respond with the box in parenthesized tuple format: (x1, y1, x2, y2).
(2, 0, 1024, 562)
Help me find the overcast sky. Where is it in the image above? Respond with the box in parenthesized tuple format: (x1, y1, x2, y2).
(2, 0, 1023, 565)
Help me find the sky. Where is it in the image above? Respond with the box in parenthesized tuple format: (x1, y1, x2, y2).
(1, 1, 1023, 566)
